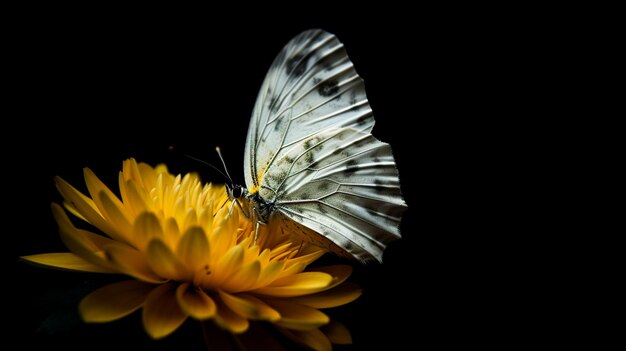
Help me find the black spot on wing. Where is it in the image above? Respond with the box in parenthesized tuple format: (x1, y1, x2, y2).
(373, 179, 387, 193)
(356, 114, 369, 126)
(274, 115, 283, 131)
(268, 95, 280, 113)
(303, 139, 312, 149)
(286, 54, 306, 77)
(349, 91, 357, 105)
(344, 160, 359, 175)
(366, 208, 378, 217)
(317, 203, 328, 214)
(318, 80, 339, 97)
(304, 151, 314, 164)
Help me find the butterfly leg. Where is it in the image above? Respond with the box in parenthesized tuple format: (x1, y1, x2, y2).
(228, 198, 248, 218)
(254, 221, 260, 246)
(228, 199, 238, 216)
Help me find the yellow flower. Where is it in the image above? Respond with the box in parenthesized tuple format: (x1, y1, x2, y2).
(22, 159, 360, 350)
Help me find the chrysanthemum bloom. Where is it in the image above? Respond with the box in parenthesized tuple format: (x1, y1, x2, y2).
(22, 159, 360, 350)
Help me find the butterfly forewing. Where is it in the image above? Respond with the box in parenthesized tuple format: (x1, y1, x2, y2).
(243, 29, 407, 262)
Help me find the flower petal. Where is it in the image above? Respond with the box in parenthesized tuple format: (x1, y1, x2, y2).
(137, 161, 158, 187)
(142, 283, 188, 339)
(133, 212, 163, 250)
(146, 239, 189, 281)
(80, 280, 154, 322)
(252, 272, 333, 297)
(255, 260, 285, 288)
(123, 158, 145, 188)
(265, 299, 329, 330)
(222, 260, 261, 293)
(55, 176, 122, 242)
(125, 179, 154, 213)
(21, 253, 112, 273)
(163, 218, 181, 248)
(218, 291, 280, 321)
(176, 283, 216, 320)
(320, 320, 352, 345)
(176, 226, 210, 271)
(52, 203, 117, 269)
(285, 249, 326, 267)
(278, 327, 332, 351)
(105, 244, 165, 283)
(84, 168, 125, 214)
(288, 282, 362, 309)
(211, 223, 237, 261)
(213, 245, 244, 285)
(310, 265, 352, 290)
(98, 191, 133, 241)
(213, 295, 249, 334)
(274, 262, 307, 281)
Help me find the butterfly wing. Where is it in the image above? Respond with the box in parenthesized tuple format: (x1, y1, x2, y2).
(243, 29, 407, 262)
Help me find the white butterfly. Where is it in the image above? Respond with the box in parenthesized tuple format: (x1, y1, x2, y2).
(226, 29, 407, 262)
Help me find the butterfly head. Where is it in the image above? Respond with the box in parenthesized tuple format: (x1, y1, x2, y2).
(226, 183, 247, 200)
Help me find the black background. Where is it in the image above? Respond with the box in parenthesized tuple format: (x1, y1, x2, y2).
(4, 9, 533, 350)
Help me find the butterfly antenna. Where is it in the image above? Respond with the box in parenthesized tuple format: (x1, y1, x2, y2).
(183, 153, 230, 181)
(215, 146, 234, 184)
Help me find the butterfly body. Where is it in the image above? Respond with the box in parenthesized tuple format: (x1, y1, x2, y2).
(232, 29, 407, 263)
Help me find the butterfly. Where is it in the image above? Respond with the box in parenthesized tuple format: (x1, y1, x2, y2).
(226, 29, 407, 262)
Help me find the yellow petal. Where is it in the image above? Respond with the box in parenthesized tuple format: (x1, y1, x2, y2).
(105, 244, 165, 283)
(222, 260, 261, 293)
(21, 253, 112, 273)
(52, 203, 116, 269)
(80, 280, 154, 322)
(123, 179, 153, 218)
(213, 295, 249, 334)
(98, 191, 133, 241)
(213, 245, 244, 285)
(197, 207, 213, 234)
(182, 208, 198, 232)
(176, 226, 210, 271)
(84, 168, 125, 212)
(320, 320, 352, 344)
(278, 327, 332, 351)
(123, 158, 145, 188)
(142, 283, 188, 339)
(137, 161, 158, 188)
(163, 218, 181, 248)
(210, 224, 236, 260)
(274, 261, 307, 281)
(288, 282, 362, 309)
(62, 201, 88, 222)
(285, 249, 325, 267)
(146, 239, 189, 281)
(218, 291, 280, 321)
(255, 260, 285, 288)
(55, 176, 123, 242)
(264, 299, 329, 330)
(252, 272, 333, 297)
(176, 283, 216, 320)
(133, 212, 163, 250)
(311, 265, 352, 290)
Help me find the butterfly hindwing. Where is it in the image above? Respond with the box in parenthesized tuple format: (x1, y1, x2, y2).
(243, 29, 407, 262)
